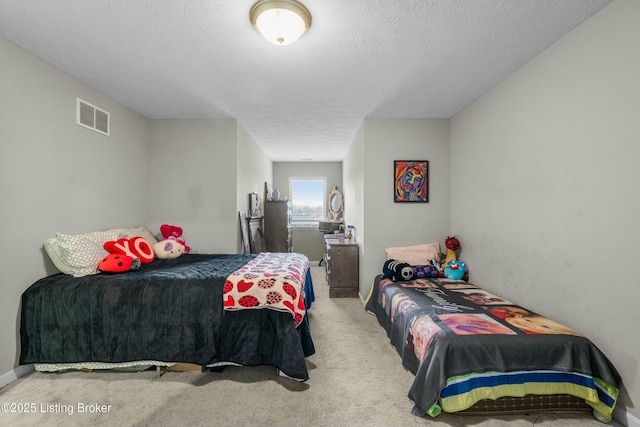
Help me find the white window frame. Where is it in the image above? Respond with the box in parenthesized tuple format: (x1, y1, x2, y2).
(288, 177, 327, 229)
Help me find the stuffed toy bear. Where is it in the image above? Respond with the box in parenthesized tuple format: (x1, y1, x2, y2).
(153, 239, 185, 259)
(383, 259, 414, 282)
(160, 224, 190, 254)
(444, 260, 467, 280)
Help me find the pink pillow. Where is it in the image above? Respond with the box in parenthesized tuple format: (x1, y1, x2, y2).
(385, 242, 441, 266)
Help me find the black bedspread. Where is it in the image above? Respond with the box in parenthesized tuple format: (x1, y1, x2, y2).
(20, 254, 314, 380)
(364, 275, 621, 420)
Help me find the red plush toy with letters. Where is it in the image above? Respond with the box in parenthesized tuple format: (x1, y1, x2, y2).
(160, 224, 190, 254)
(104, 236, 156, 264)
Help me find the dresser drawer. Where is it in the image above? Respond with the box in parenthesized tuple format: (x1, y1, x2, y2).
(325, 243, 358, 298)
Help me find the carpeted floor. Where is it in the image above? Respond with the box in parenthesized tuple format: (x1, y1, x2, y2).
(0, 265, 620, 426)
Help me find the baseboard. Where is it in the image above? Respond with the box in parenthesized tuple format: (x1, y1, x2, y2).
(615, 406, 640, 427)
(0, 364, 34, 389)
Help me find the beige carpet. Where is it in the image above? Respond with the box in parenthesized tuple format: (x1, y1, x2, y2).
(0, 266, 620, 426)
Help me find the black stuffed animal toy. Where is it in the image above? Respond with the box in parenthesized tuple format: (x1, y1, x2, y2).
(382, 259, 414, 282)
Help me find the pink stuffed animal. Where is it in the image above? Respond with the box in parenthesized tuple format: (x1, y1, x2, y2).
(152, 239, 185, 259)
(160, 224, 190, 254)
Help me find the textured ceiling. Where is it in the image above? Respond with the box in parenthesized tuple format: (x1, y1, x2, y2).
(0, 0, 611, 161)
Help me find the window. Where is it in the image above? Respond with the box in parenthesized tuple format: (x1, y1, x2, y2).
(289, 178, 326, 228)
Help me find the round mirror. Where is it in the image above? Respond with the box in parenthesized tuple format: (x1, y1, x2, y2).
(330, 194, 342, 212)
(328, 186, 343, 220)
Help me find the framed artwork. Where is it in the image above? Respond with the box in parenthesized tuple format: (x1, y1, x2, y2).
(265, 182, 274, 201)
(239, 211, 250, 254)
(394, 160, 429, 203)
(249, 192, 261, 217)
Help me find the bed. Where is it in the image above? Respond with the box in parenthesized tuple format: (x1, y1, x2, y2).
(20, 250, 315, 381)
(364, 274, 621, 422)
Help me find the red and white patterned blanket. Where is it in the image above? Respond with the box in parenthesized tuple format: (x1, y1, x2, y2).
(223, 252, 309, 326)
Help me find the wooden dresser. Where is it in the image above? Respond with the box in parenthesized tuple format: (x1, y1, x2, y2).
(324, 238, 359, 298)
(264, 200, 292, 252)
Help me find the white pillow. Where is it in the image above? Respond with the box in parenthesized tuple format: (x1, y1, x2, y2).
(385, 242, 441, 266)
(55, 229, 123, 277)
(110, 226, 158, 246)
(43, 237, 74, 276)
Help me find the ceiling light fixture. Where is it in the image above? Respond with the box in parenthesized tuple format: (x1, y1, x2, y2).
(250, 0, 311, 46)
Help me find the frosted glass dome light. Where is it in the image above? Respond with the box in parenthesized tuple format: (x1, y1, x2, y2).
(250, 0, 311, 46)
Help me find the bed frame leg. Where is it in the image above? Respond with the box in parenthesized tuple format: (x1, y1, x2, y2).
(156, 365, 166, 378)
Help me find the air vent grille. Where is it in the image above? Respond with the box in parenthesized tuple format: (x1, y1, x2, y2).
(76, 98, 110, 136)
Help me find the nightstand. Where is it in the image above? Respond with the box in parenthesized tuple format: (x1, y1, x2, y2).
(324, 238, 359, 298)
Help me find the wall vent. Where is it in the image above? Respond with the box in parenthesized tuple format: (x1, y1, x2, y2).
(76, 98, 110, 136)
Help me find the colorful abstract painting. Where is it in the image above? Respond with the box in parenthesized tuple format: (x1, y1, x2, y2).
(394, 160, 428, 202)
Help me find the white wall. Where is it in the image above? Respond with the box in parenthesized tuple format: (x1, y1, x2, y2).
(450, 0, 639, 419)
(347, 119, 450, 298)
(343, 123, 365, 293)
(236, 123, 273, 253)
(0, 37, 150, 374)
(148, 120, 240, 254)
